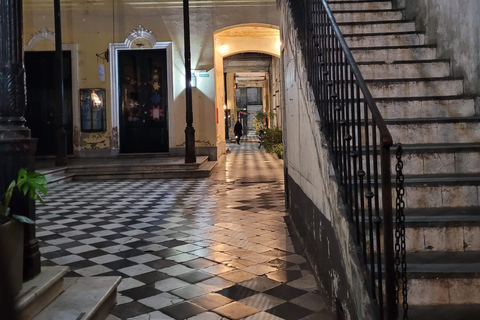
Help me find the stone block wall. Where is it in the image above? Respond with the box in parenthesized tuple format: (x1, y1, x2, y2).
(392, 0, 480, 99)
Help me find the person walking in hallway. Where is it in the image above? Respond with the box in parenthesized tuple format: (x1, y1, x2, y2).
(234, 120, 243, 145)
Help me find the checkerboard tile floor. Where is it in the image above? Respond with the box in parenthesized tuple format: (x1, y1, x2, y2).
(36, 142, 333, 320)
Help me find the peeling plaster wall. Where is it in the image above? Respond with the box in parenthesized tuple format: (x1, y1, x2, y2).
(392, 0, 480, 98)
(279, 0, 377, 318)
(22, 1, 278, 156)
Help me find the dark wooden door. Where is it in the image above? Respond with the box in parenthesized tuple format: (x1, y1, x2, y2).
(118, 49, 169, 153)
(24, 51, 73, 155)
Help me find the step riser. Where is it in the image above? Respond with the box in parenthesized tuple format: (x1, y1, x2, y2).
(346, 34, 425, 48)
(359, 150, 480, 176)
(376, 99, 475, 119)
(370, 184, 480, 209)
(388, 122, 480, 144)
(400, 184, 480, 209)
(367, 80, 464, 98)
(352, 47, 437, 62)
(406, 226, 480, 253)
(408, 278, 480, 305)
(359, 62, 450, 80)
(333, 11, 403, 23)
(67, 165, 200, 174)
(73, 171, 211, 180)
(339, 22, 416, 34)
(329, 2, 392, 11)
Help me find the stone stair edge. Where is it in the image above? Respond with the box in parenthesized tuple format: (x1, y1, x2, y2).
(357, 59, 449, 65)
(337, 19, 415, 26)
(343, 30, 424, 37)
(16, 266, 70, 312)
(33, 276, 121, 320)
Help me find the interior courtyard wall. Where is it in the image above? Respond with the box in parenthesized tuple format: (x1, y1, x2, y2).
(279, 0, 376, 318)
(22, 1, 278, 157)
(392, 0, 480, 99)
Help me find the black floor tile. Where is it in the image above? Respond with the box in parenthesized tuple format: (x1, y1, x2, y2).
(103, 259, 137, 270)
(160, 301, 206, 320)
(64, 259, 97, 270)
(266, 302, 313, 320)
(264, 284, 307, 301)
(121, 285, 163, 300)
(159, 240, 189, 248)
(78, 249, 109, 259)
(133, 271, 170, 285)
(144, 258, 176, 270)
(215, 284, 258, 300)
(111, 301, 155, 319)
(176, 270, 213, 284)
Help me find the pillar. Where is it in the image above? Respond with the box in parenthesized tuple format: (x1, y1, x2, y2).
(0, 0, 41, 281)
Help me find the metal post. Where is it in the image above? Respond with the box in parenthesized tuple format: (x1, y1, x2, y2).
(381, 144, 395, 320)
(54, 0, 67, 167)
(183, 0, 196, 163)
(0, 0, 41, 281)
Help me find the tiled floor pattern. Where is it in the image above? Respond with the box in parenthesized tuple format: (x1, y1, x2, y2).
(36, 142, 333, 320)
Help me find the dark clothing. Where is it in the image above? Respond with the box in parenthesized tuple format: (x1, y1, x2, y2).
(234, 121, 243, 144)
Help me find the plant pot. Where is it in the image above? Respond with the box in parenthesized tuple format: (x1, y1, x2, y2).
(0, 220, 24, 296)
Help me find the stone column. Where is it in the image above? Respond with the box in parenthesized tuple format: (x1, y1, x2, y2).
(0, 0, 41, 281)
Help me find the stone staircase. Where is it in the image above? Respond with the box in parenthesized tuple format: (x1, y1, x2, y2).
(15, 266, 120, 320)
(328, 0, 480, 318)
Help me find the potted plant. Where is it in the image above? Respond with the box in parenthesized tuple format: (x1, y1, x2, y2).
(0, 169, 47, 295)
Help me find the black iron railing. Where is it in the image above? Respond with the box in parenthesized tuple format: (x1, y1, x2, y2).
(288, 0, 396, 319)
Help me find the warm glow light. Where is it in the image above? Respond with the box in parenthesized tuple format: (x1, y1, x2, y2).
(91, 92, 101, 106)
(277, 40, 282, 47)
(219, 44, 228, 53)
(223, 104, 227, 110)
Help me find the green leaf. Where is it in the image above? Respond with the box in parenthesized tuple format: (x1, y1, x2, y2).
(2, 180, 16, 216)
(16, 170, 48, 201)
(12, 214, 35, 224)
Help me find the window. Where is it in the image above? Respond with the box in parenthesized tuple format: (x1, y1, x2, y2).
(80, 88, 106, 132)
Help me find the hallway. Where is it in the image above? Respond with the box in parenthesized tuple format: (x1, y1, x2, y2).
(36, 142, 333, 320)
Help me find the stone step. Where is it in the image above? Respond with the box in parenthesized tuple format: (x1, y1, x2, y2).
(397, 143, 480, 175)
(405, 251, 480, 305)
(16, 266, 69, 320)
(345, 32, 425, 47)
(402, 207, 480, 252)
(385, 118, 480, 144)
(366, 78, 464, 98)
(72, 161, 217, 181)
(33, 277, 121, 320)
(358, 60, 450, 80)
(399, 173, 480, 209)
(360, 142, 480, 176)
(351, 45, 437, 62)
(38, 167, 74, 186)
(375, 96, 475, 119)
(338, 20, 416, 34)
(328, 1, 392, 11)
(332, 9, 403, 23)
(405, 304, 480, 320)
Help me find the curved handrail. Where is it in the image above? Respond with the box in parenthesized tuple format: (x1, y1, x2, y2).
(321, 0, 393, 148)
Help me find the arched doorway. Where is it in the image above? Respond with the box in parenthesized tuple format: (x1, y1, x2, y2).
(213, 24, 281, 152)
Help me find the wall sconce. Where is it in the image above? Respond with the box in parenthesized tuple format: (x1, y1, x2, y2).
(190, 73, 197, 87)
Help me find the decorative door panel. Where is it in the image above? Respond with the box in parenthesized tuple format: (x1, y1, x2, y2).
(118, 49, 169, 153)
(25, 51, 73, 155)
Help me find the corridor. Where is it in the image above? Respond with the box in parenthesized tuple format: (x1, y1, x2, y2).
(36, 142, 333, 320)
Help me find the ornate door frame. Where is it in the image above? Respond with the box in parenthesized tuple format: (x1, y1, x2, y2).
(109, 25, 174, 153)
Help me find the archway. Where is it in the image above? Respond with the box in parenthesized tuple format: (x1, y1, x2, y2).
(213, 24, 280, 153)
